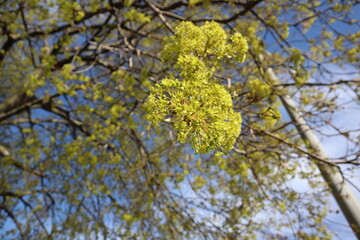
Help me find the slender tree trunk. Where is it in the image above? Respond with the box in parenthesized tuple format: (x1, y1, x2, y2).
(266, 68, 360, 239)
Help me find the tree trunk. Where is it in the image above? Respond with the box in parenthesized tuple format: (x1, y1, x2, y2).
(266, 68, 360, 239)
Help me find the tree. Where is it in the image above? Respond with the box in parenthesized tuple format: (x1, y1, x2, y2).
(0, 0, 359, 239)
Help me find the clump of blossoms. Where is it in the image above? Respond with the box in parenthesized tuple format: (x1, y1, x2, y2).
(144, 21, 248, 154)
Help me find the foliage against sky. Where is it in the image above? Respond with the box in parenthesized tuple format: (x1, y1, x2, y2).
(0, 0, 359, 239)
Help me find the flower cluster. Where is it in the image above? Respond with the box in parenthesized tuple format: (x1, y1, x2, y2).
(144, 21, 248, 154)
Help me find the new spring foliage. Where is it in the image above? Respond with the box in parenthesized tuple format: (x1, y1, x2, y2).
(144, 21, 248, 154)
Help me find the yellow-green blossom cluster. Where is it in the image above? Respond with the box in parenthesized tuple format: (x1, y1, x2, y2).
(145, 77, 242, 153)
(247, 78, 271, 99)
(289, 48, 309, 85)
(144, 21, 248, 154)
(124, 9, 151, 24)
(162, 21, 248, 64)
